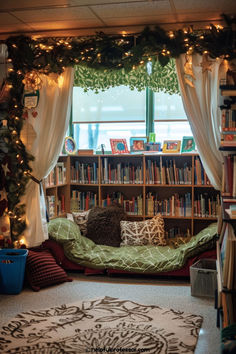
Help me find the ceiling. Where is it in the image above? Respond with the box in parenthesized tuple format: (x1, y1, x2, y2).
(0, 0, 236, 39)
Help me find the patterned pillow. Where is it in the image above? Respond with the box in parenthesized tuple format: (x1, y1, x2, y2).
(48, 218, 81, 244)
(120, 215, 166, 246)
(72, 210, 90, 236)
(26, 250, 72, 291)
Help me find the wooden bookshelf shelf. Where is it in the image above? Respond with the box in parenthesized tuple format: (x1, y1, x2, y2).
(219, 146, 236, 151)
(44, 153, 220, 238)
(101, 183, 144, 186)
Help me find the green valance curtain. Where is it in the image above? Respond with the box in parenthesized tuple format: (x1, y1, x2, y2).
(74, 59, 179, 94)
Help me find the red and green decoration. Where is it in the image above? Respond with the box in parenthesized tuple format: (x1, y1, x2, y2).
(0, 15, 235, 244)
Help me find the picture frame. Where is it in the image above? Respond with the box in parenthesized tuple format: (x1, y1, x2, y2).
(64, 136, 76, 155)
(110, 139, 129, 154)
(130, 136, 148, 153)
(162, 140, 181, 153)
(145, 142, 162, 152)
(181, 136, 196, 153)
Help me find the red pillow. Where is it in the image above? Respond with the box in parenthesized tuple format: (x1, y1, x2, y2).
(42, 239, 84, 271)
(26, 250, 72, 291)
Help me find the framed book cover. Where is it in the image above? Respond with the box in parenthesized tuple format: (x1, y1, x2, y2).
(162, 140, 181, 153)
(64, 136, 76, 155)
(130, 137, 148, 153)
(181, 136, 196, 153)
(110, 139, 129, 154)
(145, 142, 161, 152)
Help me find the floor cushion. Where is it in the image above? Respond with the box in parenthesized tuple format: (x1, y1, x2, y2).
(26, 249, 72, 291)
(42, 239, 84, 271)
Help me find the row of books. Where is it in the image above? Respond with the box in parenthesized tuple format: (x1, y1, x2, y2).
(220, 134, 236, 147)
(225, 202, 236, 219)
(221, 109, 236, 132)
(193, 194, 220, 218)
(45, 162, 66, 187)
(101, 158, 143, 184)
(66, 192, 219, 219)
(70, 190, 98, 212)
(97, 191, 219, 218)
(69, 157, 210, 186)
(220, 107, 236, 147)
(101, 193, 143, 215)
(194, 157, 211, 185)
(45, 195, 55, 218)
(221, 223, 236, 291)
(70, 162, 98, 184)
(45, 195, 65, 218)
(167, 227, 191, 239)
(222, 154, 236, 197)
(145, 159, 192, 185)
(145, 192, 192, 217)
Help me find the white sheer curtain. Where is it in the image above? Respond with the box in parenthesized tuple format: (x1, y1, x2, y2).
(175, 54, 228, 190)
(21, 68, 74, 247)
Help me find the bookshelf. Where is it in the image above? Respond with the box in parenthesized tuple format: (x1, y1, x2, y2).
(219, 86, 236, 149)
(216, 199, 236, 328)
(43, 155, 70, 219)
(44, 153, 220, 238)
(216, 86, 236, 329)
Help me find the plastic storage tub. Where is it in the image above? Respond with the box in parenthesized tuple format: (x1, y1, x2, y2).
(190, 258, 217, 298)
(0, 249, 28, 294)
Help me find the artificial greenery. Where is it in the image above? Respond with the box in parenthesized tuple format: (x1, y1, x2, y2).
(74, 59, 179, 94)
(0, 17, 235, 242)
(4, 21, 236, 75)
(0, 70, 34, 242)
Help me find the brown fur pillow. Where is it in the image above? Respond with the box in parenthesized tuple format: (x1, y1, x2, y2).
(86, 204, 127, 247)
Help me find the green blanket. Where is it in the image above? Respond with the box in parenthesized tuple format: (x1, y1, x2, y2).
(48, 218, 217, 274)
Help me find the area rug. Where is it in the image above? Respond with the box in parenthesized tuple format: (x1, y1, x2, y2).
(0, 296, 203, 353)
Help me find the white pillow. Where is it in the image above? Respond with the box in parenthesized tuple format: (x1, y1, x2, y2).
(120, 214, 166, 246)
(72, 210, 90, 236)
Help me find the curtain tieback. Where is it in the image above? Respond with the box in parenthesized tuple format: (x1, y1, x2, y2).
(25, 172, 42, 185)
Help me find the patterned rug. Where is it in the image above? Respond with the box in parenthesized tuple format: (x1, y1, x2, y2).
(0, 296, 203, 353)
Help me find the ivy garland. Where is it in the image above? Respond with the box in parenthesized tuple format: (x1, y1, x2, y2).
(0, 17, 235, 243)
(74, 59, 179, 94)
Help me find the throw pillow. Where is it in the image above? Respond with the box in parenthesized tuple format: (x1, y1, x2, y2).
(86, 204, 127, 247)
(72, 210, 90, 236)
(120, 215, 166, 246)
(26, 249, 72, 291)
(48, 217, 81, 244)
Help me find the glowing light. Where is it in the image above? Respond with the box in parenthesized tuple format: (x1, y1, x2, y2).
(58, 75, 64, 88)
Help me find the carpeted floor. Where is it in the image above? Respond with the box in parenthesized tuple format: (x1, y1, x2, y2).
(0, 273, 220, 353)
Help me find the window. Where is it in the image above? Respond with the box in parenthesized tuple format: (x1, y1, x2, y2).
(154, 91, 192, 142)
(72, 86, 192, 150)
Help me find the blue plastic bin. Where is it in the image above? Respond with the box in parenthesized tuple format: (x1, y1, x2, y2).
(0, 249, 28, 294)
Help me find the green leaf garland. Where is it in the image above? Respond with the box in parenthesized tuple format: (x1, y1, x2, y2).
(74, 59, 179, 94)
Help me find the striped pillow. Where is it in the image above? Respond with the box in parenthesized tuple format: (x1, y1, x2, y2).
(26, 250, 72, 291)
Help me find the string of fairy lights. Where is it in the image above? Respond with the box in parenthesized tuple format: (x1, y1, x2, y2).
(1, 17, 235, 244)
